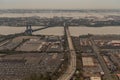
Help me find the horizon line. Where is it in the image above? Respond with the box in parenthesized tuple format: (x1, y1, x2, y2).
(0, 8, 120, 10)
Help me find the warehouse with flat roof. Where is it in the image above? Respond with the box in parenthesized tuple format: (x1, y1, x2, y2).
(82, 57, 95, 67)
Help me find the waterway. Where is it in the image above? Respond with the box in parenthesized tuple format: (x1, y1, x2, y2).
(0, 26, 120, 36)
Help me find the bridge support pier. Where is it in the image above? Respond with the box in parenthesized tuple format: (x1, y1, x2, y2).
(25, 25, 32, 35)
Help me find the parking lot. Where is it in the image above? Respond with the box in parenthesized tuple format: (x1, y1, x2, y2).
(0, 53, 64, 80)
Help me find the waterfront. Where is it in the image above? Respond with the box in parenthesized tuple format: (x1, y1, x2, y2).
(0, 26, 120, 36)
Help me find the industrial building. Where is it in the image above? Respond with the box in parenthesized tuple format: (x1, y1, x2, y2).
(107, 40, 120, 46)
(82, 57, 95, 67)
(81, 53, 103, 79)
(90, 77, 101, 80)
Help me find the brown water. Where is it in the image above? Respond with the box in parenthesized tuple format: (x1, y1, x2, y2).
(33, 26, 120, 36)
(0, 26, 42, 35)
(69, 26, 120, 36)
(0, 26, 119, 36)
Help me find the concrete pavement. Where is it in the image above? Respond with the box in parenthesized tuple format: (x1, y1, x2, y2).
(58, 26, 76, 80)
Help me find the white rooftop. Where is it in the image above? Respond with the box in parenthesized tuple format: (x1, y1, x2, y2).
(90, 77, 101, 80)
(82, 57, 94, 66)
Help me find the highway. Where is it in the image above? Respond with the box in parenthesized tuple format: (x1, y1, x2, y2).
(89, 38, 114, 80)
(58, 25, 76, 80)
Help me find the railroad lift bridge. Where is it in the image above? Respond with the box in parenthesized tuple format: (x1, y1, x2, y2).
(24, 24, 52, 35)
(25, 25, 32, 35)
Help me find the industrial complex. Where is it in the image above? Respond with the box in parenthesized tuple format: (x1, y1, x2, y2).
(0, 9, 120, 80)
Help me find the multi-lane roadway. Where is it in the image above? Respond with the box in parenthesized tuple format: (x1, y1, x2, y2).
(58, 25, 76, 80)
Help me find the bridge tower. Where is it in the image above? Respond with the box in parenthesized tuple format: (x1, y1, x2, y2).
(25, 25, 32, 35)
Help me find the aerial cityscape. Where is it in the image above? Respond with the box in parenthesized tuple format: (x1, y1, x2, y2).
(0, 0, 120, 80)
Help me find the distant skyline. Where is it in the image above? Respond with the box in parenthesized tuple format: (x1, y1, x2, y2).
(0, 0, 120, 9)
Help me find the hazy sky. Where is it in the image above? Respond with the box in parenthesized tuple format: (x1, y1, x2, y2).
(0, 0, 120, 9)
